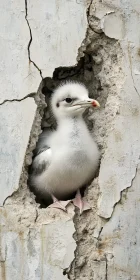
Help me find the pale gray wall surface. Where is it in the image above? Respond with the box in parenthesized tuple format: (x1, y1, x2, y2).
(0, 1, 87, 279)
(0, 0, 140, 279)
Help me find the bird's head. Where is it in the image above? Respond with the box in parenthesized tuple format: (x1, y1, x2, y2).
(51, 82, 100, 119)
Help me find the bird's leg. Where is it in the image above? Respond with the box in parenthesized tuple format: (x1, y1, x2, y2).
(48, 194, 71, 212)
(73, 189, 91, 215)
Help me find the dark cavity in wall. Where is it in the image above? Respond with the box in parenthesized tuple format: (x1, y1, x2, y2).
(28, 47, 105, 208)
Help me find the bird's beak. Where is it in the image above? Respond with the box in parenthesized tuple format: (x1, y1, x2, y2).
(72, 98, 100, 108)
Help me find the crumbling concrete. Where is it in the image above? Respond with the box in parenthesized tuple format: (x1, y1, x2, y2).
(1, 0, 140, 279)
(68, 1, 140, 280)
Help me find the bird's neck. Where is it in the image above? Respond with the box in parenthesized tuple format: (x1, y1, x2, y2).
(57, 116, 87, 134)
(58, 115, 82, 125)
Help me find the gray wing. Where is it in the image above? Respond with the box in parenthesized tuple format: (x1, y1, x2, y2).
(33, 128, 53, 157)
(31, 148, 52, 175)
(31, 128, 53, 175)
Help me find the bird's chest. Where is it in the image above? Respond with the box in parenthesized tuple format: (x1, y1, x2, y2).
(54, 131, 94, 169)
(51, 118, 95, 168)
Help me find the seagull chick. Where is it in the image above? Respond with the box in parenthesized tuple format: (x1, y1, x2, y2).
(30, 82, 100, 214)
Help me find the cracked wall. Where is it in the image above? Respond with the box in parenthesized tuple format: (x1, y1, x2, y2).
(1, 0, 140, 279)
(0, 1, 87, 279)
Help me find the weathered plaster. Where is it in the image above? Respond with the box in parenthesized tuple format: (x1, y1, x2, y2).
(1, 0, 140, 279)
(76, 1, 140, 279)
(96, 164, 140, 280)
(0, 0, 41, 104)
(27, 0, 88, 77)
(68, 1, 140, 279)
(0, 0, 89, 279)
(93, 0, 140, 219)
(0, 98, 37, 205)
(101, 13, 125, 39)
(0, 206, 76, 280)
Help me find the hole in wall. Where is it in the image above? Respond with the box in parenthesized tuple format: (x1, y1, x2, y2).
(28, 35, 120, 208)
(28, 53, 102, 208)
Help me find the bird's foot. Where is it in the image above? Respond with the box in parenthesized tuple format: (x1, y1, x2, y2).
(73, 189, 91, 215)
(48, 195, 71, 212)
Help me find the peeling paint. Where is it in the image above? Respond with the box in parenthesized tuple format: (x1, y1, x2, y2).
(101, 13, 125, 40)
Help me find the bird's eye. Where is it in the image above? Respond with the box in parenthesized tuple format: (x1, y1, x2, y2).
(65, 98, 72, 103)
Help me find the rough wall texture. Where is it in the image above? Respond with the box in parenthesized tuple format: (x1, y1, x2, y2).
(1, 0, 140, 279)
